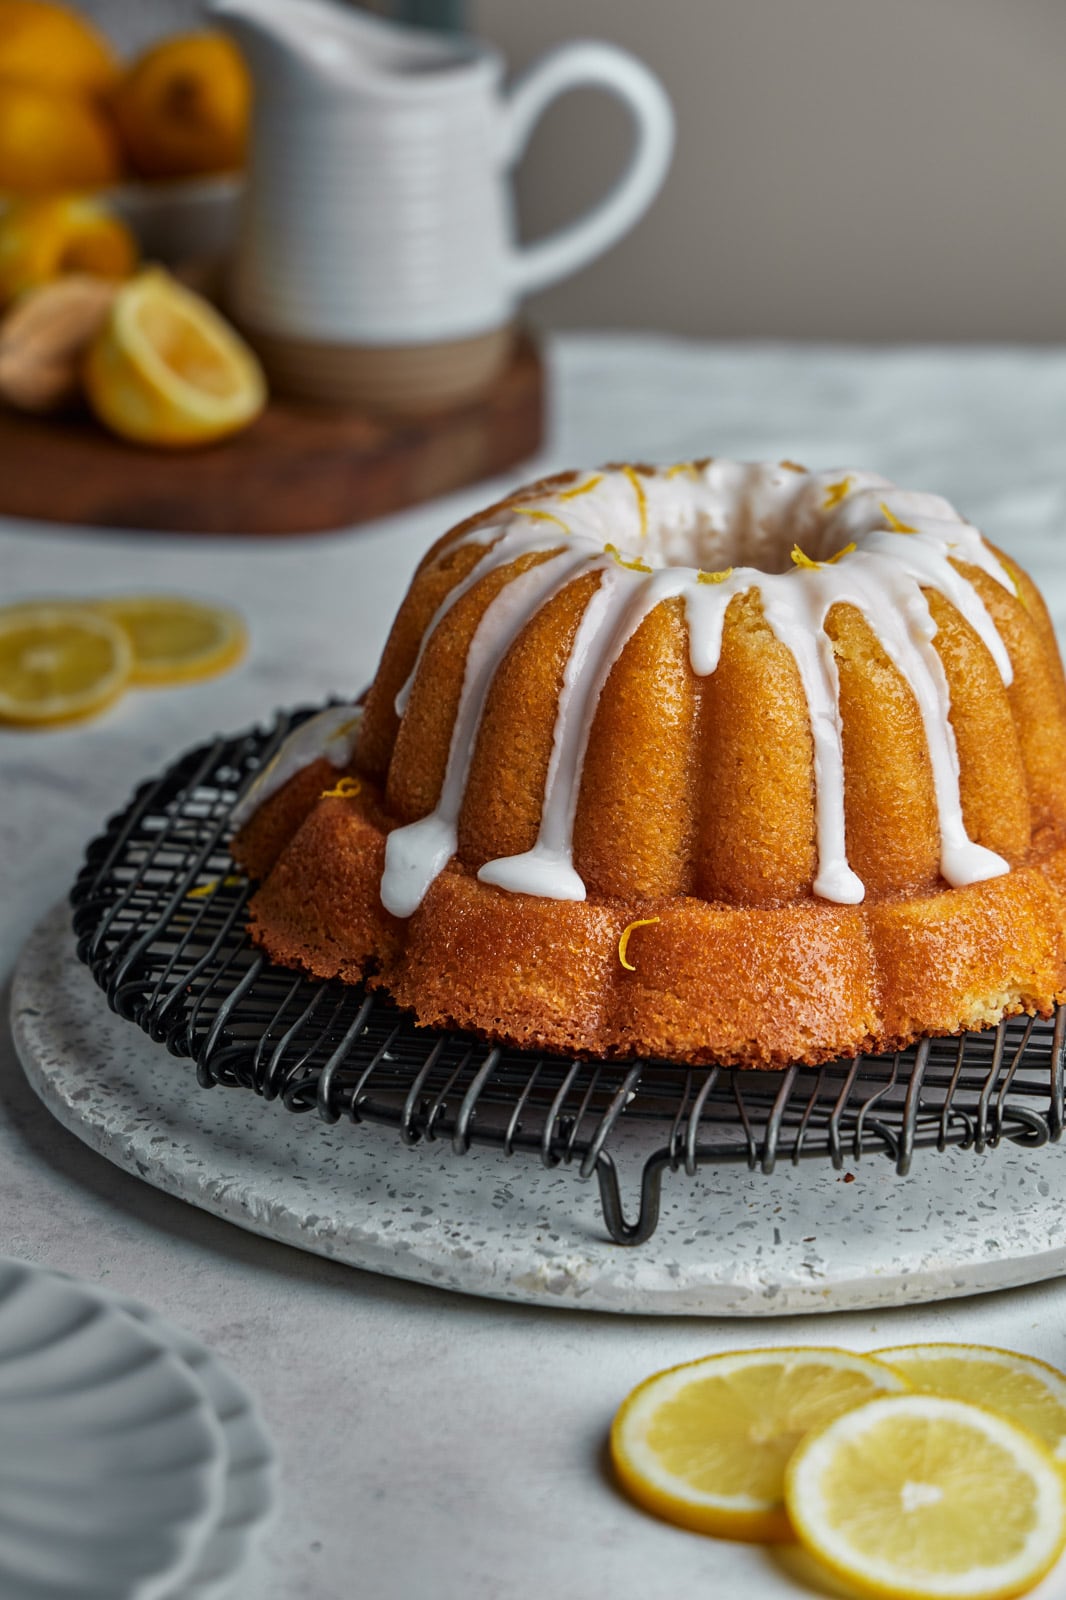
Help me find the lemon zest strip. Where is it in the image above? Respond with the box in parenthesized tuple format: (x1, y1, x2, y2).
(186, 874, 244, 899)
(618, 917, 661, 972)
(822, 476, 853, 509)
(826, 541, 856, 564)
(321, 775, 361, 799)
(604, 542, 653, 574)
(512, 507, 570, 533)
(879, 502, 918, 534)
(557, 474, 603, 501)
(665, 461, 700, 479)
(621, 465, 648, 536)
(697, 567, 733, 585)
(791, 541, 855, 570)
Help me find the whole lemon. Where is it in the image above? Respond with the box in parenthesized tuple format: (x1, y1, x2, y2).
(111, 32, 250, 180)
(0, 0, 119, 99)
(0, 195, 137, 304)
(0, 79, 121, 193)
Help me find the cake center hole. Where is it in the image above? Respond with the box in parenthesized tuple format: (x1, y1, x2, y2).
(637, 500, 840, 575)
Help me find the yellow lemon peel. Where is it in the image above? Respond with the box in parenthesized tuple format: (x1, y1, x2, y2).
(622, 464, 648, 536)
(697, 567, 733, 584)
(791, 542, 855, 571)
(320, 775, 361, 799)
(557, 474, 603, 501)
(186, 874, 244, 899)
(604, 543, 653, 575)
(879, 501, 918, 534)
(512, 506, 570, 533)
(665, 460, 702, 479)
(618, 917, 661, 971)
(822, 476, 853, 509)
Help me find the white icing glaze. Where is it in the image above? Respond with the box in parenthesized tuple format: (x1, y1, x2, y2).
(239, 461, 1023, 916)
(230, 704, 363, 829)
(377, 461, 1019, 914)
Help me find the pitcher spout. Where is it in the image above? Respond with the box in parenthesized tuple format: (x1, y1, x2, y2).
(209, 0, 334, 92)
(209, 0, 494, 98)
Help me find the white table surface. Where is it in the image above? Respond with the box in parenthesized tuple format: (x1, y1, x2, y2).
(3, 333, 1066, 1599)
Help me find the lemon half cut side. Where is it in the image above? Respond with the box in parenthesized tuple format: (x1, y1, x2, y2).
(785, 1393, 1066, 1600)
(84, 268, 267, 448)
(610, 1346, 909, 1543)
(0, 605, 131, 724)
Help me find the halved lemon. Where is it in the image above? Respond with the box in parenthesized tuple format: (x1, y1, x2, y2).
(94, 595, 247, 686)
(875, 1344, 1066, 1466)
(785, 1394, 1066, 1600)
(83, 267, 267, 448)
(610, 1346, 909, 1542)
(0, 604, 131, 725)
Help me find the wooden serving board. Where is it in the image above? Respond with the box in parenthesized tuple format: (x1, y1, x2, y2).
(0, 333, 544, 537)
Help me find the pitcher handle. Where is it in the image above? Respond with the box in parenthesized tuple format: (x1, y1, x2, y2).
(503, 41, 674, 299)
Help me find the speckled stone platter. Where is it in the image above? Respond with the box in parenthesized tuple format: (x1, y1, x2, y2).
(11, 903, 1066, 1316)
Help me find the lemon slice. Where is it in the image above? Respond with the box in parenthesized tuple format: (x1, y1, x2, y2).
(610, 1347, 908, 1542)
(785, 1394, 1066, 1600)
(83, 267, 267, 448)
(875, 1345, 1066, 1466)
(0, 605, 131, 725)
(95, 595, 247, 687)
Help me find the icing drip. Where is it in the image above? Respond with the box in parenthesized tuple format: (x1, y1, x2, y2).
(479, 564, 688, 899)
(381, 547, 591, 917)
(230, 704, 363, 830)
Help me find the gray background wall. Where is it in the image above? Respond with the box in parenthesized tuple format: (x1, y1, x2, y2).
(86, 0, 1066, 340)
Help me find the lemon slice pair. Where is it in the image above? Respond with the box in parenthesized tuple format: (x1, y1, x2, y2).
(611, 1343, 1066, 1599)
(0, 596, 246, 725)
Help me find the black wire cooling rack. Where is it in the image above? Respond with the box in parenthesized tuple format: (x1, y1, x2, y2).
(69, 707, 1066, 1245)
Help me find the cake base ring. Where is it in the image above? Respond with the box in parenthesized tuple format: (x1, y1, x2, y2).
(12, 902, 1066, 1318)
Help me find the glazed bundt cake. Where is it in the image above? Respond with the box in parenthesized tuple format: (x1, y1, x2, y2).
(231, 459, 1066, 1067)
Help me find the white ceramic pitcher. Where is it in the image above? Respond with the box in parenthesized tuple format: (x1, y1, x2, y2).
(211, 0, 674, 410)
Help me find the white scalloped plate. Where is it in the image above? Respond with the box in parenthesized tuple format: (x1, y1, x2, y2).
(103, 1293, 278, 1600)
(0, 1260, 227, 1600)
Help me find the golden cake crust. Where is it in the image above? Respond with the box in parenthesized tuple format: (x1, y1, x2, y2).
(232, 462, 1066, 1067)
(236, 786, 1066, 1067)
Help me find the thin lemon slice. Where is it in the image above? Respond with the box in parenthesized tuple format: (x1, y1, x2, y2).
(610, 1347, 908, 1543)
(785, 1394, 1066, 1600)
(95, 595, 247, 686)
(83, 267, 267, 448)
(875, 1344, 1066, 1466)
(0, 605, 131, 725)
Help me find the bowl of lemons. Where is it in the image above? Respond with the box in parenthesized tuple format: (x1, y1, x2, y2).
(0, 0, 247, 263)
(0, 1, 268, 449)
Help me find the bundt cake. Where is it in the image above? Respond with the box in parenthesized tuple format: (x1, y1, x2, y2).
(230, 459, 1066, 1067)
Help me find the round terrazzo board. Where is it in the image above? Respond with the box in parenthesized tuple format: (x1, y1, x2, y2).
(11, 902, 1066, 1317)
